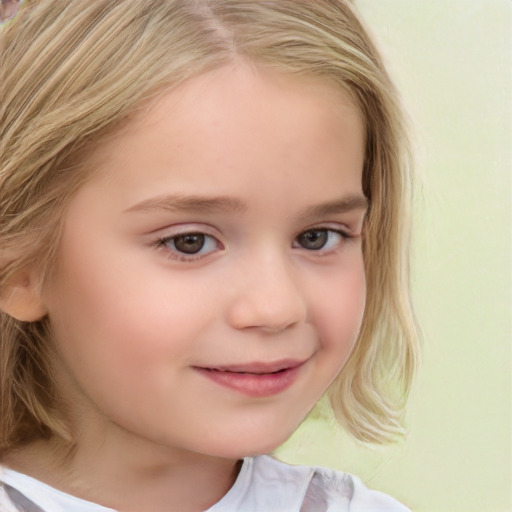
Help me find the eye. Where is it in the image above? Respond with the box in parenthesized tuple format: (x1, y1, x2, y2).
(156, 232, 221, 259)
(294, 228, 348, 251)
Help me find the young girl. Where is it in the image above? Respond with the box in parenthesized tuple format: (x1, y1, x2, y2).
(0, 1, 419, 510)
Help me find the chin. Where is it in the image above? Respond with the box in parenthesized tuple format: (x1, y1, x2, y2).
(199, 423, 299, 461)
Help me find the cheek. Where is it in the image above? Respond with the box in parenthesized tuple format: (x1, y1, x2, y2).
(45, 271, 204, 421)
(315, 259, 366, 357)
(45, 250, 227, 404)
(49, 276, 202, 365)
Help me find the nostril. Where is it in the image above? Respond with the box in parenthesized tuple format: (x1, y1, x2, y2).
(226, 297, 307, 333)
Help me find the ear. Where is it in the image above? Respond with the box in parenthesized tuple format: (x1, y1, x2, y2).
(0, 271, 48, 322)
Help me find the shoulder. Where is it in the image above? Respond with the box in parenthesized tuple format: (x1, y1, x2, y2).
(251, 455, 411, 512)
(0, 484, 23, 512)
(0, 464, 117, 512)
(345, 472, 411, 512)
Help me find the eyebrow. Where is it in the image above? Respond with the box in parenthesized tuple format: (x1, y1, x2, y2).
(300, 195, 368, 219)
(124, 193, 368, 217)
(124, 194, 247, 215)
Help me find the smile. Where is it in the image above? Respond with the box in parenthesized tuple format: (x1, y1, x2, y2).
(193, 359, 307, 397)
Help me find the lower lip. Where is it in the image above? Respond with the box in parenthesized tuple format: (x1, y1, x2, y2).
(194, 364, 303, 397)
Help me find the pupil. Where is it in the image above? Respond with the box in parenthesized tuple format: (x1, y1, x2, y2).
(300, 230, 327, 250)
(174, 234, 205, 254)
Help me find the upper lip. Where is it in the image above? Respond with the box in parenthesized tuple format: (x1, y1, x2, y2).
(195, 359, 307, 374)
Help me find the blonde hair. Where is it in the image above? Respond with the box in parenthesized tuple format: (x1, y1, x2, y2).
(0, 0, 419, 453)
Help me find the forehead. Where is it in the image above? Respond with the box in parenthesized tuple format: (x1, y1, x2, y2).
(90, 61, 362, 153)
(81, 61, 365, 207)
(141, 61, 363, 129)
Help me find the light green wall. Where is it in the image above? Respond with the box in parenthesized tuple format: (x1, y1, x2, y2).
(276, 1, 512, 511)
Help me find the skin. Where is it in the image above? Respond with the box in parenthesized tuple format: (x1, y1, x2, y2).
(5, 61, 367, 511)
(0, 0, 21, 23)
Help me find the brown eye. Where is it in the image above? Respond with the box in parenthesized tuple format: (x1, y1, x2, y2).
(296, 229, 329, 250)
(156, 232, 221, 261)
(173, 233, 205, 254)
(294, 228, 348, 252)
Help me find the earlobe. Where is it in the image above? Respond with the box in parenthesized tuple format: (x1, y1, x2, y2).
(0, 274, 48, 322)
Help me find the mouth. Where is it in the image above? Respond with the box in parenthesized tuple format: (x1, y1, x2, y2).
(193, 359, 307, 397)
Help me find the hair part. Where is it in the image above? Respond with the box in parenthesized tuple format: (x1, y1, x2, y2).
(0, 0, 419, 453)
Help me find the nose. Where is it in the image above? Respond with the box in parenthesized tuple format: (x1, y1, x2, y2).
(225, 252, 308, 333)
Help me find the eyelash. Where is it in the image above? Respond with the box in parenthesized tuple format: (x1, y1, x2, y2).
(154, 231, 222, 262)
(154, 227, 353, 262)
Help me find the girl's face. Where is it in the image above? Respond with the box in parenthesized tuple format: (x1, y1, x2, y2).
(43, 62, 367, 460)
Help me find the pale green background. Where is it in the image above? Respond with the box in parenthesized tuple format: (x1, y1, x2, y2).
(276, 1, 512, 511)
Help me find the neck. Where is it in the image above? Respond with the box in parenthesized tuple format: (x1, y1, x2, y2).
(4, 429, 242, 512)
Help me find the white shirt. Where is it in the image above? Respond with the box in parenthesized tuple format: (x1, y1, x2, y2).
(0, 455, 410, 511)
